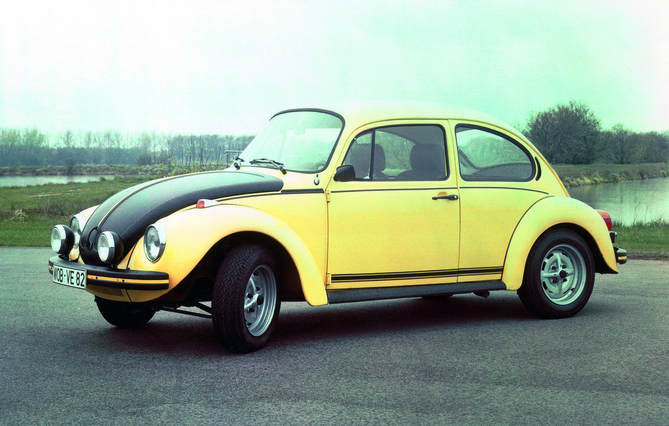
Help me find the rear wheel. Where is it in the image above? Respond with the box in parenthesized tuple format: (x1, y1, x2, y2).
(212, 244, 280, 353)
(95, 297, 155, 328)
(518, 229, 595, 319)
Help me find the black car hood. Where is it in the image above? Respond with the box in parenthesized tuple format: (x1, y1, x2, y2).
(79, 171, 283, 265)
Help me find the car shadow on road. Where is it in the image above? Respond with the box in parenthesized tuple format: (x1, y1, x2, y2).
(66, 294, 544, 356)
(271, 294, 534, 345)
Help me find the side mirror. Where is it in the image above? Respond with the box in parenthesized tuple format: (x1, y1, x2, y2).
(334, 165, 355, 182)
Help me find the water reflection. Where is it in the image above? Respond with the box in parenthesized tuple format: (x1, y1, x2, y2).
(568, 178, 669, 225)
(0, 175, 117, 187)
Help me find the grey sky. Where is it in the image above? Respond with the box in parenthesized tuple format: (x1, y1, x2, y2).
(1, 0, 667, 136)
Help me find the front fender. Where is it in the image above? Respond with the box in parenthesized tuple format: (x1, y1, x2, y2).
(128, 205, 328, 306)
(503, 197, 618, 291)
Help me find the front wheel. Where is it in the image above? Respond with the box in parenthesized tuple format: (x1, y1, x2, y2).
(95, 297, 155, 328)
(212, 244, 281, 353)
(518, 229, 595, 319)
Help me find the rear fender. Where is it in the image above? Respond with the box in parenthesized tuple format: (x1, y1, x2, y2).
(503, 197, 617, 291)
(128, 205, 327, 305)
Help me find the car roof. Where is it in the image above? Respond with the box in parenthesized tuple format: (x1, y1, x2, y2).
(275, 101, 517, 133)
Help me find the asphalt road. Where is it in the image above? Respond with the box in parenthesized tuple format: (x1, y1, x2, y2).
(1, 247, 668, 426)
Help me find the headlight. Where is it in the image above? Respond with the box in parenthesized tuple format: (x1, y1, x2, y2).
(98, 231, 124, 264)
(69, 213, 86, 249)
(144, 223, 166, 263)
(51, 225, 75, 255)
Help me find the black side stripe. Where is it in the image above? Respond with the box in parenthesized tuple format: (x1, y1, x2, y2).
(216, 189, 325, 203)
(281, 189, 325, 194)
(457, 267, 505, 276)
(331, 267, 503, 283)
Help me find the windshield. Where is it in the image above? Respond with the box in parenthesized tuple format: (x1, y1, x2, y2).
(239, 110, 344, 173)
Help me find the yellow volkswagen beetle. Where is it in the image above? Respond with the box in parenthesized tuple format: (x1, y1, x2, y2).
(49, 104, 627, 353)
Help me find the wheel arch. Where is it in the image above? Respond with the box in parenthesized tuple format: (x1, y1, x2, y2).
(550, 223, 612, 274)
(502, 197, 618, 291)
(201, 231, 306, 303)
(129, 205, 328, 305)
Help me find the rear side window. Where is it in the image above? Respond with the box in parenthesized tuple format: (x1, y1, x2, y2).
(456, 125, 534, 181)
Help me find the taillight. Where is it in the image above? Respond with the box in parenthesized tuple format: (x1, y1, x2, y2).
(596, 210, 612, 231)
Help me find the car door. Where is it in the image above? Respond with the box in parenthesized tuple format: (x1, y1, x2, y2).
(453, 121, 550, 282)
(327, 123, 460, 290)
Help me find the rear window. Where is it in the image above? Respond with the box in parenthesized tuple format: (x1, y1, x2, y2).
(456, 125, 534, 181)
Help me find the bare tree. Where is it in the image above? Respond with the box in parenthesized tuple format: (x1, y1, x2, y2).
(60, 130, 75, 148)
(83, 131, 93, 149)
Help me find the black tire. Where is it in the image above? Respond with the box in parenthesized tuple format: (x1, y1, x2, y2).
(518, 229, 595, 319)
(95, 297, 155, 328)
(212, 244, 281, 353)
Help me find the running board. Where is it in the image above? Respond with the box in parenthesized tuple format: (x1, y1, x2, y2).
(327, 281, 507, 304)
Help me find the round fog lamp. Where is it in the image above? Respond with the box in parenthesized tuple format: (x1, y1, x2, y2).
(98, 231, 124, 264)
(51, 225, 75, 255)
(144, 224, 166, 262)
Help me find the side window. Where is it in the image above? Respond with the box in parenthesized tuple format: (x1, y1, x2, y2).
(343, 133, 373, 180)
(456, 125, 534, 181)
(343, 125, 447, 181)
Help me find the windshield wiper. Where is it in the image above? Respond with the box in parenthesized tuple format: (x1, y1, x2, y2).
(233, 156, 244, 170)
(250, 158, 287, 175)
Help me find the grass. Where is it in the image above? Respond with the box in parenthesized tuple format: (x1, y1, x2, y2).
(0, 176, 148, 246)
(553, 163, 669, 187)
(614, 220, 669, 260)
(0, 216, 56, 247)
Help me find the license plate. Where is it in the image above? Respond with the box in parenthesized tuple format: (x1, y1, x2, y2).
(53, 264, 87, 289)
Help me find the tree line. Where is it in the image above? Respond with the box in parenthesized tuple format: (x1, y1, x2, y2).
(0, 129, 254, 169)
(523, 101, 669, 164)
(2, 101, 668, 168)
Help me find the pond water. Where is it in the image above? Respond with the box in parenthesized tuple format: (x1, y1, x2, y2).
(0, 175, 117, 187)
(568, 177, 669, 225)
